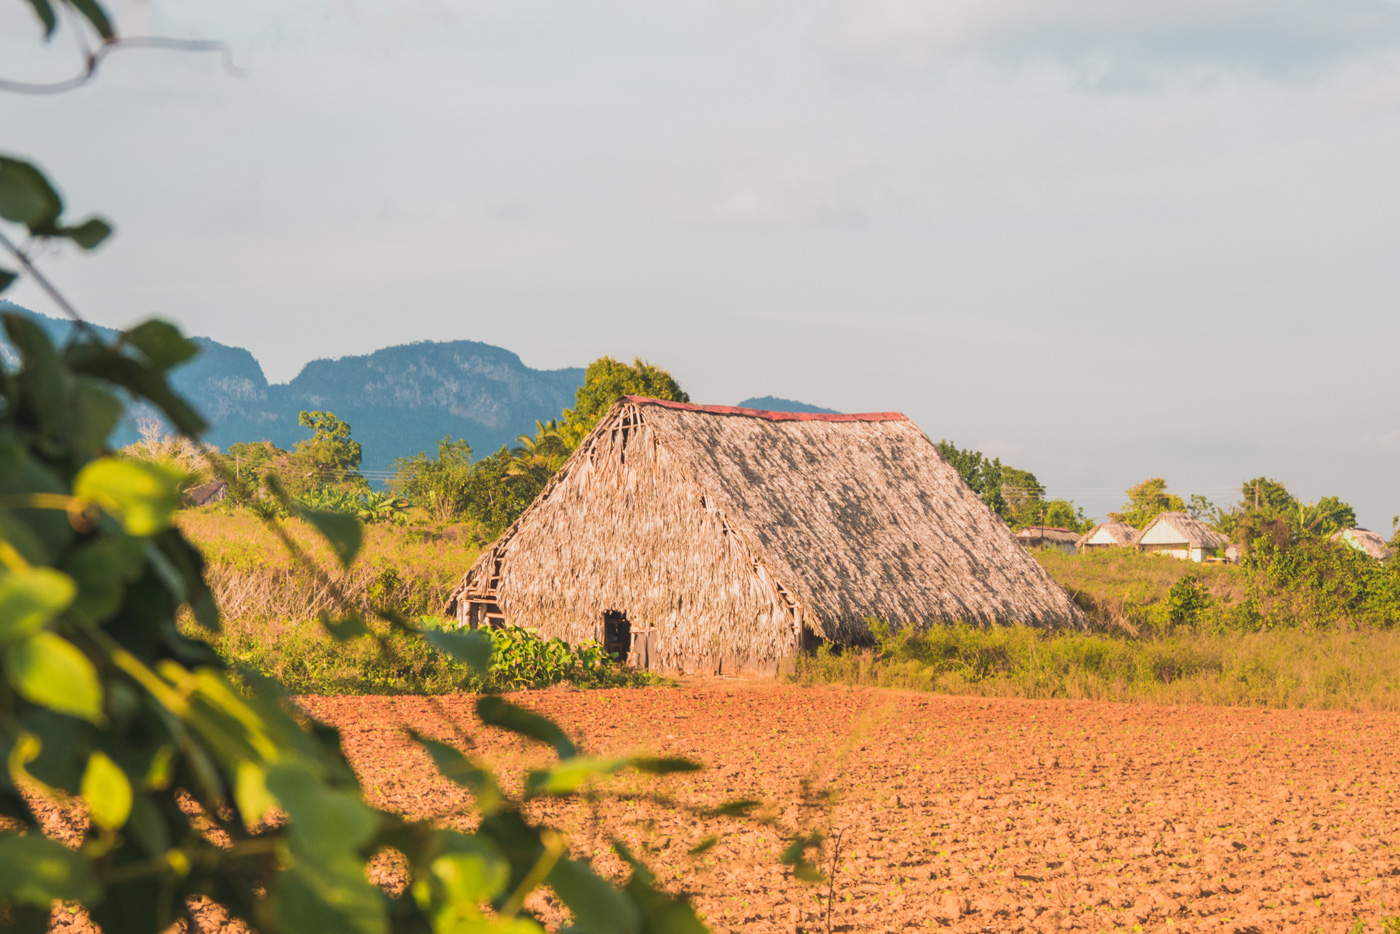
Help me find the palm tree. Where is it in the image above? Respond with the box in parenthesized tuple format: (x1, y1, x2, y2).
(505, 420, 571, 487)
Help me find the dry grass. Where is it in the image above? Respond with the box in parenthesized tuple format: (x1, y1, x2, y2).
(1034, 548, 1245, 632)
(793, 622, 1400, 711)
(178, 511, 481, 622)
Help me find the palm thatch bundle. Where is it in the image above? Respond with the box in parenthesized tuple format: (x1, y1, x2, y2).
(1331, 528, 1395, 561)
(446, 396, 1085, 676)
(1076, 521, 1139, 550)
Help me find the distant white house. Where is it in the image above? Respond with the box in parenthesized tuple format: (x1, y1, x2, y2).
(1076, 522, 1138, 552)
(1014, 526, 1080, 556)
(1331, 528, 1394, 561)
(1136, 512, 1229, 563)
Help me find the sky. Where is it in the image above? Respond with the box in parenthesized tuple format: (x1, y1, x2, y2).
(3, 0, 1399, 527)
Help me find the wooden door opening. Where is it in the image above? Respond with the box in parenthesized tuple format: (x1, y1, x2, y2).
(603, 611, 631, 661)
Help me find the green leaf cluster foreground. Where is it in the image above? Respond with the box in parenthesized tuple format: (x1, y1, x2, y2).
(0, 312, 720, 931)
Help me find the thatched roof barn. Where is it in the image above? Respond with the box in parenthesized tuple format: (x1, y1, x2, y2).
(1076, 522, 1138, 552)
(1013, 526, 1080, 556)
(1135, 512, 1229, 563)
(446, 396, 1085, 676)
(1331, 528, 1395, 561)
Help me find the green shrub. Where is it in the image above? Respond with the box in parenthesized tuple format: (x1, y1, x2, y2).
(1037, 542, 1400, 635)
(201, 614, 658, 696)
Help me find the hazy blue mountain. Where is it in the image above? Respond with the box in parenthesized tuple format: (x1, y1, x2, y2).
(0, 302, 584, 475)
(270, 341, 583, 470)
(737, 395, 841, 415)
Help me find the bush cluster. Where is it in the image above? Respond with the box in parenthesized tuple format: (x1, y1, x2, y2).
(205, 615, 655, 696)
(1041, 542, 1400, 635)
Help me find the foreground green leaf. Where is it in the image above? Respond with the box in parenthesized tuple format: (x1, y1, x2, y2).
(0, 156, 62, 231)
(614, 842, 708, 934)
(0, 833, 99, 905)
(81, 750, 133, 830)
(547, 856, 641, 934)
(5, 631, 103, 722)
(66, 0, 115, 39)
(419, 626, 492, 676)
(412, 732, 503, 812)
(60, 216, 113, 250)
(476, 695, 577, 759)
(421, 833, 511, 917)
(269, 861, 387, 934)
(121, 319, 198, 371)
(297, 508, 362, 567)
(631, 756, 704, 775)
(524, 756, 627, 797)
(21, 0, 58, 38)
(74, 457, 182, 536)
(266, 762, 380, 862)
(0, 567, 76, 645)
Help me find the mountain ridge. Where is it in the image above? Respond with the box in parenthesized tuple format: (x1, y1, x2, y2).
(1, 304, 839, 477)
(0, 302, 584, 473)
(735, 395, 841, 415)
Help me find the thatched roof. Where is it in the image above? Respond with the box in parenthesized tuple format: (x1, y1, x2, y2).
(1076, 522, 1138, 548)
(182, 480, 228, 508)
(1136, 512, 1229, 550)
(1014, 527, 1080, 546)
(1331, 528, 1395, 561)
(447, 396, 1084, 674)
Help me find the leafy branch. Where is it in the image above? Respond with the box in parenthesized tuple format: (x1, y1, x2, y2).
(2, 0, 240, 96)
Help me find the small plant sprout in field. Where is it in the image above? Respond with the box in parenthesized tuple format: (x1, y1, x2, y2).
(824, 828, 847, 934)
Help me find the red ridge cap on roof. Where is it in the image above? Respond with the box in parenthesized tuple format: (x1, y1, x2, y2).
(624, 395, 908, 423)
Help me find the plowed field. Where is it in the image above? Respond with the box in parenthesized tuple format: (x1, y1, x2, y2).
(300, 684, 1400, 934)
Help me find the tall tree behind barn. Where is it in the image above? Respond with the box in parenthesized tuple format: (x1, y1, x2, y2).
(447, 397, 1086, 676)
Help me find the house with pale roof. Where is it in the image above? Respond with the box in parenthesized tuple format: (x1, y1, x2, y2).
(1331, 528, 1394, 561)
(1135, 512, 1229, 563)
(1014, 526, 1080, 556)
(1076, 522, 1138, 552)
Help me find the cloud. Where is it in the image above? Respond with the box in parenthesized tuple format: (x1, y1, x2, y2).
(726, 0, 1400, 83)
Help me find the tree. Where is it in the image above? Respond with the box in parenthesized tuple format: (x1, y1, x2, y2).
(935, 441, 1006, 517)
(1240, 476, 1296, 515)
(121, 415, 219, 487)
(934, 441, 1091, 532)
(1188, 494, 1214, 521)
(288, 410, 366, 495)
(1218, 477, 1356, 541)
(1038, 498, 1093, 533)
(998, 465, 1045, 524)
(1, 5, 750, 929)
(390, 436, 474, 523)
(223, 440, 289, 502)
(507, 419, 570, 488)
(1292, 495, 1356, 537)
(464, 446, 540, 535)
(558, 357, 688, 448)
(1109, 478, 1187, 529)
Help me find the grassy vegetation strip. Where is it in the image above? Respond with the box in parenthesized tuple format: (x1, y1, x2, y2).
(1037, 546, 1400, 633)
(179, 511, 477, 620)
(191, 614, 659, 695)
(792, 622, 1400, 711)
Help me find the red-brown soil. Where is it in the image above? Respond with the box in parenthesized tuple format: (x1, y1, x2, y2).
(297, 684, 1400, 934)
